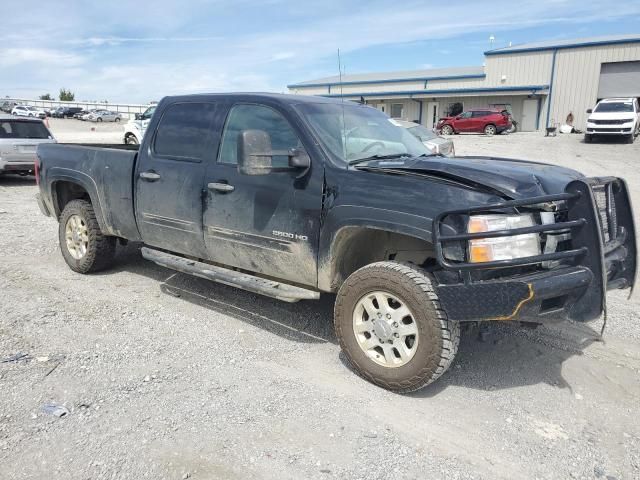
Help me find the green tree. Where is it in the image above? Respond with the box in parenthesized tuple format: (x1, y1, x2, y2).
(59, 88, 75, 101)
(39, 93, 53, 100)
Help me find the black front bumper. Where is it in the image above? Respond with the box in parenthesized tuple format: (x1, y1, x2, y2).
(433, 177, 636, 323)
(435, 267, 593, 322)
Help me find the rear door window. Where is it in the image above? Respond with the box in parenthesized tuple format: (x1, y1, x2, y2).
(0, 121, 51, 139)
(153, 103, 217, 161)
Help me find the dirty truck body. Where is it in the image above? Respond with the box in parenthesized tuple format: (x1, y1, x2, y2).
(36, 93, 637, 392)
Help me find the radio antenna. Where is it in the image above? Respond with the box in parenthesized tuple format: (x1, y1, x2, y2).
(338, 48, 347, 159)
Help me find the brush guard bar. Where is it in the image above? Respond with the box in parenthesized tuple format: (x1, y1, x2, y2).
(432, 177, 636, 322)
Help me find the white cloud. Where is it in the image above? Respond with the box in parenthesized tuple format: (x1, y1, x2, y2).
(0, 48, 85, 67)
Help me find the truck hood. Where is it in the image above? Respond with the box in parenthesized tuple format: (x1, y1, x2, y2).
(360, 155, 584, 199)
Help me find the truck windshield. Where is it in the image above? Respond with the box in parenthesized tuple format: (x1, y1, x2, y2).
(594, 102, 634, 113)
(0, 120, 51, 139)
(297, 103, 432, 164)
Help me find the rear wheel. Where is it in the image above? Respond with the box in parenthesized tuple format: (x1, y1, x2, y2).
(484, 124, 497, 136)
(334, 261, 460, 393)
(115, 117, 121, 123)
(59, 199, 116, 273)
(440, 124, 454, 136)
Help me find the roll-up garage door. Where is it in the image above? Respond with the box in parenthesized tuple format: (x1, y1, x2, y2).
(598, 61, 640, 98)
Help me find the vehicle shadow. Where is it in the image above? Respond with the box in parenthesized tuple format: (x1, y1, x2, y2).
(104, 244, 337, 345)
(108, 245, 599, 391)
(0, 174, 35, 186)
(411, 321, 599, 396)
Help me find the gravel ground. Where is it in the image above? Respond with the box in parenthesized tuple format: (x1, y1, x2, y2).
(0, 127, 639, 480)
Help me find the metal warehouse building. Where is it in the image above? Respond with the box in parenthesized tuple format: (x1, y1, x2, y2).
(288, 34, 640, 132)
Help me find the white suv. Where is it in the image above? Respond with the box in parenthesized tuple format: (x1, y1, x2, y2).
(585, 98, 640, 144)
(123, 105, 156, 145)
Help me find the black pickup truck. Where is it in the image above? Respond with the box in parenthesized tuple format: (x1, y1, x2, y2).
(35, 93, 636, 393)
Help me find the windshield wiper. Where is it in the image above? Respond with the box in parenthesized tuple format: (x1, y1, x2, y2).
(348, 153, 412, 166)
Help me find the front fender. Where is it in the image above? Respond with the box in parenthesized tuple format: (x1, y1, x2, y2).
(318, 204, 432, 291)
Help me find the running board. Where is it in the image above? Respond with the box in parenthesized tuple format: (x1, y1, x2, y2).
(141, 247, 320, 303)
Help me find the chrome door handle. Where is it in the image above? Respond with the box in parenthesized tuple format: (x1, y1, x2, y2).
(139, 171, 161, 181)
(208, 182, 235, 193)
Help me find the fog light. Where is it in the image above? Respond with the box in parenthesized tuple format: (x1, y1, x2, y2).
(468, 214, 541, 263)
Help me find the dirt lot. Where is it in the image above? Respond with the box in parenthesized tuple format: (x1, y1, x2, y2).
(1, 128, 639, 480)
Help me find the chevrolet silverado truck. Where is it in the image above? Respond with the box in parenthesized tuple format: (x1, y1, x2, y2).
(35, 93, 637, 393)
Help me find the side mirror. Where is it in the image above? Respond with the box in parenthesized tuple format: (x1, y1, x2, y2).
(238, 129, 273, 176)
(134, 113, 142, 120)
(586, 109, 593, 114)
(289, 148, 310, 169)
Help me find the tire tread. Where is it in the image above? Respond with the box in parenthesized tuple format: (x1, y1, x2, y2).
(334, 261, 460, 393)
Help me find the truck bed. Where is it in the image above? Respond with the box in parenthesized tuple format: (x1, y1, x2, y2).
(37, 142, 141, 241)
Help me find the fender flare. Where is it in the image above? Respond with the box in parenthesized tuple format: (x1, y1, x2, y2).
(47, 167, 112, 235)
(318, 205, 433, 291)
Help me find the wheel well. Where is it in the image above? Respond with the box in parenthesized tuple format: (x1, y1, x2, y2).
(327, 227, 435, 290)
(52, 181, 90, 218)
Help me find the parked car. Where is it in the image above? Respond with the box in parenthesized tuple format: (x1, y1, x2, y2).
(395, 120, 455, 156)
(123, 105, 156, 144)
(11, 105, 46, 118)
(1, 101, 17, 113)
(0, 114, 56, 175)
(80, 110, 99, 121)
(87, 110, 122, 122)
(585, 98, 640, 143)
(437, 108, 512, 136)
(35, 93, 636, 393)
(52, 107, 83, 119)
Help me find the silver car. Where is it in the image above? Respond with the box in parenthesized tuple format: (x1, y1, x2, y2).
(0, 115, 56, 175)
(396, 120, 455, 156)
(87, 110, 122, 123)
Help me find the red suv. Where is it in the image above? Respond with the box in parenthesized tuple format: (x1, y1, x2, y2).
(437, 108, 512, 136)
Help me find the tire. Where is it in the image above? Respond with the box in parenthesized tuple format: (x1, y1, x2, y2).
(484, 124, 497, 136)
(584, 134, 592, 143)
(440, 124, 454, 136)
(58, 199, 116, 274)
(627, 134, 635, 144)
(97, 117, 103, 122)
(125, 135, 139, 145)
(115, 117, 120, 123)
(334, 261, 460, 393)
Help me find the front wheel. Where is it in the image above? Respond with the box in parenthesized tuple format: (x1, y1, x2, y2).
(59, 199, 116, 273)
(125, 135, 139, 145)
(96, 117, 103, 122)
(440, 124, 454, 136)
(484, 124, 497, 136)
(334, 262, 460, 393)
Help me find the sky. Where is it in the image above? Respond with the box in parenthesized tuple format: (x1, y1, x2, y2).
(2, 0, 640, 104)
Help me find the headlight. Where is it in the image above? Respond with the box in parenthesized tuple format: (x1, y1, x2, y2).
(467, 214, 541, 263)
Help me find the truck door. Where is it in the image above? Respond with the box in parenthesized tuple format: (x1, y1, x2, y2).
(202, 103, 323, 287)
(135, 101, 221, 259)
